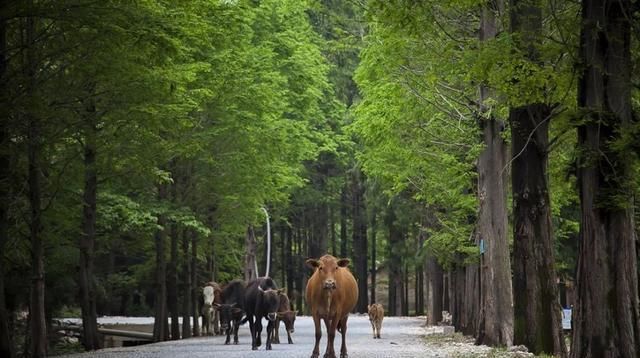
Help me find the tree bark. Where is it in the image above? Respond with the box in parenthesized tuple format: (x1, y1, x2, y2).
(190, 230, 200, 336)
(244, 225, 258, 281)
(153, 185, 168, 342)
(340, 186, 348, 258)
(475, 0, 514, 347)
(370, 210, 377, 305)
(509, 1, 566, 355)
(386, 204, 403, 316)
(181, 229, 191, 339)
(426, 254, 443, 325)
(26, 7, 47, 356)
(79, 107, 101, 350)
(352, 169, 368, 312)
(0, 5, 14, 355)
(571, 1, 640, 356)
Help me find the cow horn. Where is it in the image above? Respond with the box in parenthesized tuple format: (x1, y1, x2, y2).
(258, 285, 264, 292)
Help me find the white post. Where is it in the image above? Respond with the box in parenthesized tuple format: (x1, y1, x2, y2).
(261, 207, 271, 277)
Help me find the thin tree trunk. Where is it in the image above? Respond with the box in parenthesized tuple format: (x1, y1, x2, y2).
(190, 230, 200, 336)
(340, 186, 348, 258)
(168, 222, 180, 340)
(571, 1, 640, 356)
(370, 210, 377, 305)
(475, 0, 513, 347)
(26, 8, 47, 356)
(79, 108, 101, 350)
(153, 185, 168, 342)
(402, 263, 408, 316)
(386, 204, 403, 316)
(352, 169, 368, 312)
(181, 229, 191, 339)
(286, 226, 294, 301)
(244, 225, 257, 281)
(330, 206, 336, 255)
(0, 5, 14, 355)
(426, 254, 443, 325)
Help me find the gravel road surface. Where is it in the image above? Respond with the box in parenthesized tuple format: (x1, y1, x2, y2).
(58, 315, 463, 358)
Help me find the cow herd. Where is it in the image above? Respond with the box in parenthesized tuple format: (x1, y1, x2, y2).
(199, 254, 385, 358)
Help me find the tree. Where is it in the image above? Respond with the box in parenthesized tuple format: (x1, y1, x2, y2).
(508, 0, 566, 355)
(571, 0, 640, 356)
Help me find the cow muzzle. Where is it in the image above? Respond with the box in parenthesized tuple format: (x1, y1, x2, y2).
(323, 279, 336, 290)
(267, 312, 277, 321)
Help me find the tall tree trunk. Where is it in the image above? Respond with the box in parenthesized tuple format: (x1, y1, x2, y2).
(352, 169, 368, 312)
(426, 254, 443, 325)
(244, 225, 258, 281)
(79, 109, 101, 350)
(475, 0, 513, 347)
(153, 185, 168, 342)
(0, 5, 14, 355)
(370, 210, 377, 305)
(168, 222, 180, 340)
(26, 8, 47, 356)
(181, 229, 192, 339)
(340, 186, 348, 258)
(572, 1, 640, 356)
(402, 263, 409, 316)
(463, 259, 480, 336)
(286, 226, 294, 303)
(386, 204, 403, 316)
(330, 206, 336, 255)
(190, 230, 200, 336)
(280, 223, 286, 289)
(509, 0, 566, 356)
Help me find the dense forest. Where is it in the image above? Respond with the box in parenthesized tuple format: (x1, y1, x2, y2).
(0, 0, 638, 357)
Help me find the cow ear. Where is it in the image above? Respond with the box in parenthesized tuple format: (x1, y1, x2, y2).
(306, 259, 320, 269)
(337, 258, 350, 267)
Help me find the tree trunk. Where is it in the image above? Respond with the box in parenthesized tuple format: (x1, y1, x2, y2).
(0, 7, 14, 355)
(286, 226, 294, 303)
(370, 210, 377, 305)
(571, 1, 640, 356)
(340, 186, 348, 258)
(475, 0, 514, 347)
(509, 0, 566, 355)
(426, 254, 443, 325)
(462, 260, 480, 336)
(153, 186, 168, 342)
(402, 263, 409, 316)
(181, 229, 192, 339)
(168, 222, 180, 340)
(26, 9, 47, 356)
(244, 225, 258, 281)
(190, 230, 200, 336)
(330, 206, 336, 255)
(386, 205, 403, 316)
(352, 169, 368, 312)
(79, 109, 101, 350)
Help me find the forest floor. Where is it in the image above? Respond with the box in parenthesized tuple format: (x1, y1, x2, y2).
(56, 315, 541, 358)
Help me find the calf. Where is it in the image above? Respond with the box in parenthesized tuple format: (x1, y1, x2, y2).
(213, 279, 245, 344)
(305, 254, 358, 358)
(201, 282, 219, 336)
(273, 290, 296, 344)
(367, 303, 384, 339)
(244, 277, 280, 350)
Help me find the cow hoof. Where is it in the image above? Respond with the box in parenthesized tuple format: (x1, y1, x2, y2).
(234, 341, 239, 345)
(340, 354, 348, 358)
(266, 345, 272, 350)
(323, 354, 336, 358)
(310, 354, 319, 358)
(252, 346, 258, 351)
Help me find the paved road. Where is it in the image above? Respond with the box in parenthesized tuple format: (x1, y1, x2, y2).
(60, 315, 436, 358)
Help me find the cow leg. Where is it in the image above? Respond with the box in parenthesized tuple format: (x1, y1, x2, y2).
(376, 320, 382, 339)
(287, 328, 293, 344)
(266, 319, 274, 350)
(248, 316, 258, 350)
(255, 318, 263, 348)
(339, 316, 349, 358)
(213, 311, 220, 335)
(233, 319, 240, 344)
(323, 317, 338, 358)
(369, 319, 376, 338)
(311, 314, 321, 358)
(274, 318, 280, 344)
(224, 326, 231, 345)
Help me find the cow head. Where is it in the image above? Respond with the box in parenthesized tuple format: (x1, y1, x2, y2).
(259, 286, 280, 321)
(277, 310, 297, 334)
(213, 303, 242, 331)
(306, 255, 350, 290)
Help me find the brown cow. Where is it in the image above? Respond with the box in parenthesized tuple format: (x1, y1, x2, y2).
(367, 303, 384, 339)
(305, 254, 358, 358)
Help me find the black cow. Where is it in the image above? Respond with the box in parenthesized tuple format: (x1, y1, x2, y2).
(213, 279, 245, 345)
(244, 277, 280, 350)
